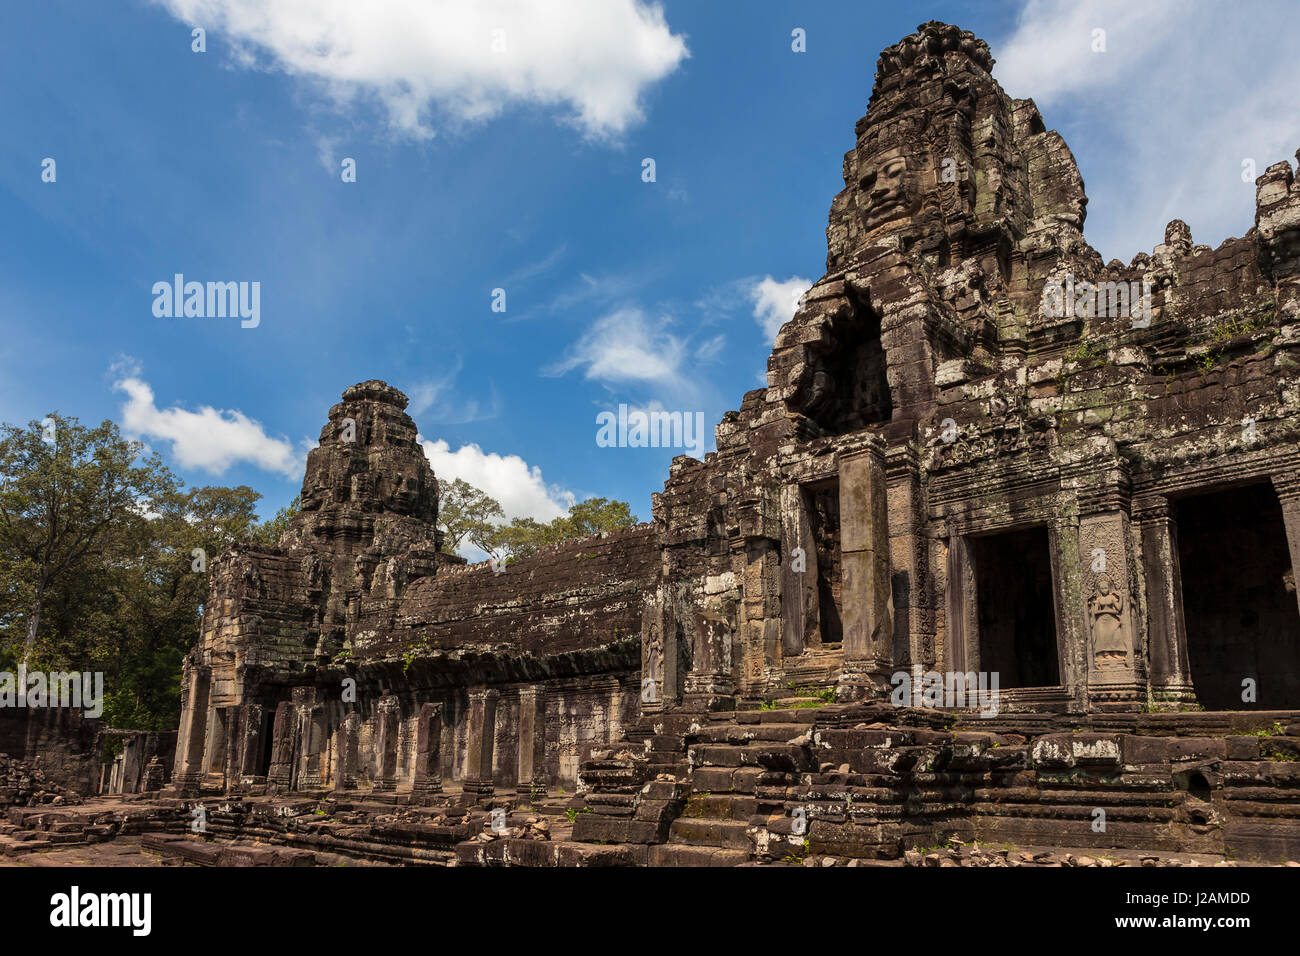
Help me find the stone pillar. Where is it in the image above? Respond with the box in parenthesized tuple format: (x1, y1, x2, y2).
(1134, 496, 1197, 707)
(838, 444, 893, 699)
(266, 700, 296, 791)
(640, 590, 669, 714)
(1078, 506, 1142, 710)
(944, 534, 978, 673)
(515, 687, 547, 801)
(685, 598, 735, 703)
(221, 707, 242, 793)
(1273, 474, 1300, 622)
(294, 687, 324, 790)
(740, 540, 781, 697)
(171, 665, 210, 794)
(236, 703, 264, 787)
(334, 711, 359, 790)
(780, 483, 817, 657)
(886, 445, 932, 669)
(373, 695, 400, 792)
(463, 688, 499, 797)
(412, 703, 443, 794)
(121, 736, 144, 795)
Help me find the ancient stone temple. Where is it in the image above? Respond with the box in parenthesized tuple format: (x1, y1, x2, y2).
(169, 379, 656, 798)
(103, 20, 1299, 866)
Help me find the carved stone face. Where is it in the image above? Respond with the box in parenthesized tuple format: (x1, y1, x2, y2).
(856, 148, 914, 232)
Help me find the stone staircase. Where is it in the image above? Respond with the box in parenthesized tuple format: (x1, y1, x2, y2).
(554, 703, 823, 866)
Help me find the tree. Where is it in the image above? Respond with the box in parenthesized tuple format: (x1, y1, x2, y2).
(483, 496, 638, 563)
(557, 497, 637, 537)
(0, 414, 174, 667)
(437, 478, 504, 554)
(0, 413, 270, 728)
(94, 484, 262, 728)
(251, 494, 301, 548)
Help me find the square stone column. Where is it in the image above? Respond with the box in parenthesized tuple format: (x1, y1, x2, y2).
(266, 700, 296, 792)
(944, 534, 978, 673)
(373, 695, 400, 792)
(462, 688, 499, 798)
(171, 665, 210, 795)
(640, 590, 672, 714)
(293, 687, 324, 790)
(334, 711, 359, 790)
(1134, 496, 1197, 707)
(1273, 474, 1300, 622)
(837, 444, 894, 699)
(886, 445, 932, 669)
(236, 702, 265, 788)
(412, 703, 443, 794)
(221, 707, 241, 793)
(1078, 509, 1142, 710)
(515, 687, 547, 801)
(780, 483, 817, 658)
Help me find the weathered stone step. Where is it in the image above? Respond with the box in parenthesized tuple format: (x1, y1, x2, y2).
(736, 709, 820, 725)
(690, 742, 809, 770)
(0, 834, 52, 856)
(648, 844, 749, 867)
(669, 817, 752, 850)
(683, 793, 757, 821)
(691, 766, 767, 794)
(692, 723, 814, 744)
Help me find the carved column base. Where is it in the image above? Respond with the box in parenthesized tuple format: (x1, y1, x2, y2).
(516, 780, 547, 802)
(461, 777, 495, 798)
(171, 772, 203, 796)
(836, 659, 894, 702)
(1146, 682, 1200, 710)
(1087, 681, 1143, 712)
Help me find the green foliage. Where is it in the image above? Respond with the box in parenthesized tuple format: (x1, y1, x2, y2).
(250, 494, 300, 548)
(483, 495, 638, 563)
(0, 413, 270, 730)
(437, 478, 505, 555)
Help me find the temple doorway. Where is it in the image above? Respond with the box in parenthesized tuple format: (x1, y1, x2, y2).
(1175, 483, 1300, 709)
(972, 526, 1060, 687)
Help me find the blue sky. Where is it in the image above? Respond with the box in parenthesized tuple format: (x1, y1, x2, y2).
(2, 1, 1296, 545)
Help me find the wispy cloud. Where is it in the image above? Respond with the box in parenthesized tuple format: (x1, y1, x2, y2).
(405, 357, 502, 425)
(543, 307, 687, 387)
(505, 244, 567, 285)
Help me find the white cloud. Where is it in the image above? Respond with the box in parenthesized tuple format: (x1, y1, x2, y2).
(419, 436, 572, 524)
(112, 372, 307, 478)
(750, 275, 811, 343)
(995, 0, 1300, 261)
(155, 0, 688, 140)
(543, 307, 686, 385)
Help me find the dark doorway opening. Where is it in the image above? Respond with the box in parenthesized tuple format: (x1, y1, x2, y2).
(973, 526, 1060, 687)
(1175, 483, 1300, 709)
